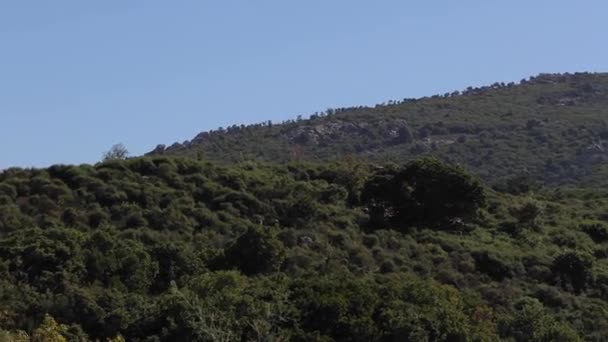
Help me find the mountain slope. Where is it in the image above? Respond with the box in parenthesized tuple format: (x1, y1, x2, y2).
(150, 72, 608, 186)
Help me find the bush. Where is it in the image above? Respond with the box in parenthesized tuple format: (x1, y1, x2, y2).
(0, 183, 17, 200)
(222, 227, 286, 275)
(498, 298, 581, 342)
(551, 251, 594, 294)
(499, 221, 523, 236)
(472, 250, 515, 281)
(581, 222, 608, 243)
(510, 201, 542, 227)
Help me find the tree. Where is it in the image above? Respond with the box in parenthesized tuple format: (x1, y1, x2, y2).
(499, 298, 581, 342)
(510, 201, 542, 227)
(551, 251, 594, 294)
(102, 144, 129, 161)
(222, 227, 286, 276)
(400, 159, 485, 228)
(361, 164, 409, 228)
(362, 159, 485, 230)
(32, 314, 68, 342)
(581, 222, 608, 243)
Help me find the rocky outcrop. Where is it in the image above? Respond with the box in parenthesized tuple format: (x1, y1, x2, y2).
(577, 141, 607, 164)
(285, 119, 414, 146)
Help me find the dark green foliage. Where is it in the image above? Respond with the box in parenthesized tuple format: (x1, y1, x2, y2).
(290, 274, 497, 341)
(361, 164, 409, 229)
(399, 159, 485, 227)
(150, 243, 206, 293)
(551, 251, 594, 294)
(221, 226, 286, 276)
(362, 158, 485, 230)
(498, 221, 523, 237)
(0, 156, 602, 340)
(472, 250, 514, 281)
(493, 174, 541, 195)
(510, 201, 542, 227)
(581, 222, 608, 243)
(83, 229, 158, 292)
(290, 275, 380, 340)
(498, 298, 581, 342)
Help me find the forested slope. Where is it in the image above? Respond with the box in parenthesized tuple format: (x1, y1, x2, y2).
(150, 73, 608, 187)
(1, 157, 608, 341)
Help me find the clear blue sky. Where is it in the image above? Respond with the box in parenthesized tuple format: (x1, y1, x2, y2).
(1, 1, 607, 168)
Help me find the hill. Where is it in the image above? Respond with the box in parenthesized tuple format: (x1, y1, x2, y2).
(1, 156, 608, 340)
(150, 72, 608, 188)
(2, 72, 608, 341)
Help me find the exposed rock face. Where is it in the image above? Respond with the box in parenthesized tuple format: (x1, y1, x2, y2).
(169, 142, 184, 150)
(149, 143, 185, 155)
(298, 235, 314, 248)
(577, 141, 608, 164)
(285, 119, 413, 146)
(150, 144, 166, 154)
(287, 121, 368, 145)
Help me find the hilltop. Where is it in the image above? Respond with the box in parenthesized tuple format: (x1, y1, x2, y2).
(150, 72, 608, 187)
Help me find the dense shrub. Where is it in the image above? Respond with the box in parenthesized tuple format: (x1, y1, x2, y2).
(510, 201, 542, 227)
(472, 250, 515, 281)
(581, 222, 608, 243)
(0, 156, 605, 340)
(498, 298, 581, 342)
(362, 158, 485, 230)
(221, 226, 286, 276)
(551, 251, 594, 294)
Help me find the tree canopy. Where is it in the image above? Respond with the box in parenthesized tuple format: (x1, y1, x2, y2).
(0, 156, 605, 340)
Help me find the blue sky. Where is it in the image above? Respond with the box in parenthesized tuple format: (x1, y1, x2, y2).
(1, 1, 607, 168)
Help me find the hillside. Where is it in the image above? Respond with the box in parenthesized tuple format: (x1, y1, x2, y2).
(150, 72, 608, 187)
(1, 157, 608, 340)
(2, 73, 608, 341)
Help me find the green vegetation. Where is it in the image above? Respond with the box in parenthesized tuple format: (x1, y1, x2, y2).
(3, 72, 608, 340)
(1, 156, 608, 341)
(151, 72, 608, 188)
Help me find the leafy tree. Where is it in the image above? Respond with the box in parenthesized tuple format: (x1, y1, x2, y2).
(400, 159, 485, 226)
(472, 250, 514, 281)
(551, 251, 594, 294)
(83, 229, 158, 292)
(499, 298, 581, 342)
(290, 274, 379, 341)
(581, 222, 608, 243)
(362, 159, 485, 230)
(32, 314, 68, 342)
(361, 164, 407, 229)
(494, 174, 540, 194)
(510, 201, 542, 227)
(222, 227, 286, 276)
(150, 243, 206, 293)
